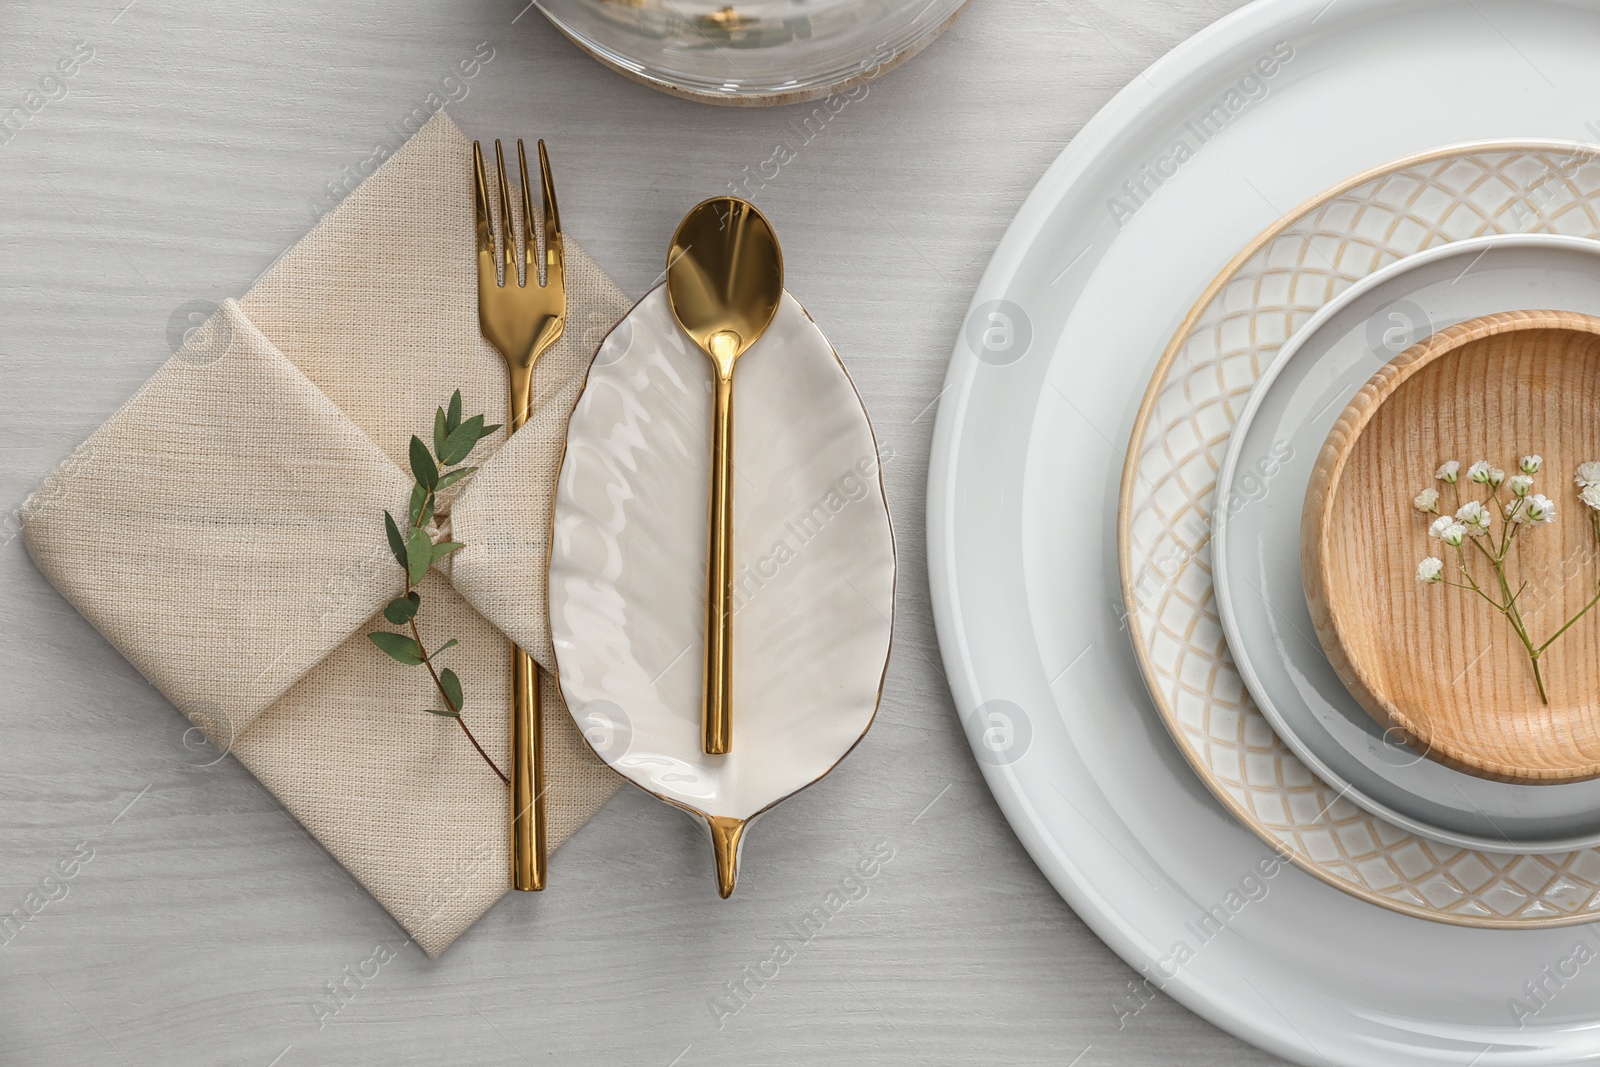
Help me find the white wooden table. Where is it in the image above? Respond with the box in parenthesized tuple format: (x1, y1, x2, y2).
(0, 1, 1280, 1063)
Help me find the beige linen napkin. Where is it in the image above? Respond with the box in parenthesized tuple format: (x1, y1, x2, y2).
(21, 112, 628, 956)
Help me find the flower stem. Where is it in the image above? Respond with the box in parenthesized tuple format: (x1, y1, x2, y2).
(1529, 654, 1550, 704)
(1530, 518, 1600, 659)
(1451, 504, 1549, 703)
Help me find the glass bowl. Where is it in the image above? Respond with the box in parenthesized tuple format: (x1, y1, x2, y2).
(533, 0, 970, 106)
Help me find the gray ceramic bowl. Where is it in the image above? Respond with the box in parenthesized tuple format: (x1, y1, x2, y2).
(1215, 233, 1600, 853)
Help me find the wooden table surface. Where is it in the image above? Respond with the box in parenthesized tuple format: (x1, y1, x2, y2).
(0, 1, 1282, 1063)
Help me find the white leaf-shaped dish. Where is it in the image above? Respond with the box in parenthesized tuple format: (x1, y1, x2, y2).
(548, 285, 895, 895)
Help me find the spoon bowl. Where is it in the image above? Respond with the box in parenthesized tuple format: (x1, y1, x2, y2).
(667, 199, 784, 375)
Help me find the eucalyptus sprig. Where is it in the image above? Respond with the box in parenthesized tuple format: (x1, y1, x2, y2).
(367, 390, 507, 783)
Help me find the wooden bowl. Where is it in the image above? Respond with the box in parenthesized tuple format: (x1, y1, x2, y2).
(1303, 309, 1600, 784)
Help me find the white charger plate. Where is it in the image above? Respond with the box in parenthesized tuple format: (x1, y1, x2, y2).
(928, 0, 1600, 1063)
(1215, 233, 1600, 853)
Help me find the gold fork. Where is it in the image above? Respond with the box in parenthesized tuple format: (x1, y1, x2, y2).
(473, 137, 566, 892)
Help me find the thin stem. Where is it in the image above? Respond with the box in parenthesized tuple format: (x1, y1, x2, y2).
(1460, 515, 1548, 702)
(1441, 577, 1509, 611)
(1454, 545, 1508, 610)
(410, 615, 509, 785)
(1533, 514, 1600, 656)
(1536, 585, 1600, 653)
(1449, 576, 1509, 611)
(1500, 509, 1524, 563)
(1506, 580, 1529, 612)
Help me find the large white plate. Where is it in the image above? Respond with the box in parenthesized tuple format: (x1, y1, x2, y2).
(1215, 233, 1600, 854)
(927, 0, 1600, 1063)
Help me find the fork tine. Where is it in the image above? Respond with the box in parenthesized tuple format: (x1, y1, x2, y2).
(493, 139, 517, 287)
(537, 139, 564, 290)
(472, 141, 493, 259)
(516, 140, 539, 287)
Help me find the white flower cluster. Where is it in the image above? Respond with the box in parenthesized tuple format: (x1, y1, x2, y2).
(1428, 515, 1467, 546)
(1457, 499, 1492, 534)
(1414, 455, 1595, 583)
(1412, 455, 1600, 703)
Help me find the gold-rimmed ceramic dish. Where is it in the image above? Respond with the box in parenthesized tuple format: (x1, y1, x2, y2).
(546, 284, 895, 896)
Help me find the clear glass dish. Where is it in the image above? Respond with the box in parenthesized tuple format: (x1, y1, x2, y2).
(532, 0, 970, 106)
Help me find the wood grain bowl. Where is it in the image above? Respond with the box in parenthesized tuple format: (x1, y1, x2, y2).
(1303, 310, 1600, 785)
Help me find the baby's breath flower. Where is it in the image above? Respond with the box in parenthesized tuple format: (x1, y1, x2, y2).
(1517, 494, 1556, 524)
(1455, 500, 1492, 534)
(1425, 458, 1599, 707)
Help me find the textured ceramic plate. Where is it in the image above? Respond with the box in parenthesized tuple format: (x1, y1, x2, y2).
(1122, 143, 1600, 925)
(548, 285, 894, 895)
(1215, 233, 1600, 852)
(532, 0, 969, 106)
(929, 0, 1600, 1061)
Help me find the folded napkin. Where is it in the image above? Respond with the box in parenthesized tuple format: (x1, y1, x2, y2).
(21, 112, 630, 956)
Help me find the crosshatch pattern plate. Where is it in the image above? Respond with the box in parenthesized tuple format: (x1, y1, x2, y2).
(1120, 143, 1600, 927)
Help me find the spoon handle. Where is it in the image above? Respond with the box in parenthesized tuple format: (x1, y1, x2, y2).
(703, 371, 736, 755)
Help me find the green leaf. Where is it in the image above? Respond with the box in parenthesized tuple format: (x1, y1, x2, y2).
(368, 631, 424, 665)
(433, 407, 449, 460)
(384, 511, 407, 570)
(446, 390, 462, 434)
(434, 466, 477, 493)
(407, 482, 429, 528)
(440, 667, 464, 712)
(406, 527, 433, 586)
(383, 592, 420, 625)
(430, 540, 466, 565)
(441, 417, 486, 466)
(424, 708, 461, 718)
(430, 638, 460, 658)
(409, 435, 439, 490)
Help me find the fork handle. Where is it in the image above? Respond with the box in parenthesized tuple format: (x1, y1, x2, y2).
(703, 371, 735, 756)
(510, 645, 545, 891)
(507, 365, 547, 891)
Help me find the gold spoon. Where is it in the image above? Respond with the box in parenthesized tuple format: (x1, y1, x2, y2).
(666, 197, 784, 756)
